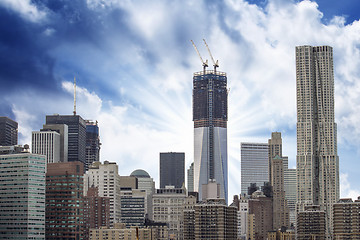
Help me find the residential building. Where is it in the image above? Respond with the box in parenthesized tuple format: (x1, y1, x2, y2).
(193, 69, 228, 203)
(86, 120, 100, 168)
(0, 116, 18, 146)
(297, 205, 326, 240)
(46, 114, 86, 167)
(230, 194, 249, 240)
(152, 186, 187, 239)
(32, 130, 61, 163)
(42, 124, 68, 162)
(296, 46, 340, 237)
(187, 162, 194, 192)
(84, 161, 121, 226)
(89, 223, 154, 240)
(46, 161, 84, 239)
(333, 197, 360, 239)
(120, 188, 146, 227)
(0, 146, 46, 239)
(240, 142, 269, 194)
(160, 152, 185, 188)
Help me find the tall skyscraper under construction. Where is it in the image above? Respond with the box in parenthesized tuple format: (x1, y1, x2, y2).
(296, 45, 339, 238)
(192, 40, 228, 202)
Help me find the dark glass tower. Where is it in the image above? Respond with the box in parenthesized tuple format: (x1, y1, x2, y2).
(85, 120, 101, 170)
(193, 70, 228, 202)
(46, 115, 86, 168)
(0, 117, 18, 146)
(159, 152, 185, 188)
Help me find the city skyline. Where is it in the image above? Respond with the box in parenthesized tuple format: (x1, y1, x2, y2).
(0, 0, 360, 201)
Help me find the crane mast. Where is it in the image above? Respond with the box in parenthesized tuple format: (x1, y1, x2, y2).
(203, 39, 219, 72)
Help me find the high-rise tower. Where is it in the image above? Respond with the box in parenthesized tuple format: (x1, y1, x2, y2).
(193, 69, 228, 202)
(296, 45, 339, 237)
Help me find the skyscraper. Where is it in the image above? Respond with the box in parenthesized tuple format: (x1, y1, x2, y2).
(193, 69, 228, 202)
(86, 120, 101, 168)
(187, 162, 194, 192)
(296, 45, 340, 237)
(159, 152, 185, 188)
(268, 132, 282, 181)
(0, 117, 18, 146)
(41, 124, 68, 162)
(46, 114, 86, 167)
(240, 142, 269, 194)
(32, 130, 61, 163)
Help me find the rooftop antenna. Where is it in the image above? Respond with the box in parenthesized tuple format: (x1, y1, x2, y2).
(203, 39, 219, 72)
(191, 40, 208, 73)
(73, 76, 76, 116)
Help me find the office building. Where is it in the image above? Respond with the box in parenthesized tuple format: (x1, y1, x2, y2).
(0, 146, 46, 239)
(160, 152, 185, 188)
(120, 188, 146, 227)
(32, 130, 61, 163)
(284, 168, 297, 226)
(46, 114, 86, 167)
(152, 186, 187, 239)
(297, 205, 326, 240)
(296, 46, 340, 237)
(42, 124, 68, 162)
(240, 142, 269, 194)
(333, 197, 360, 239)
(46, 161, 84, 239)
(0, 117, 18, 146)
(84, 186, 110, 240)
(193, 69, 228, 202)
(84, 161, 122, 226)
(187, 162, 194, 192)
(86, 120, 101, 168)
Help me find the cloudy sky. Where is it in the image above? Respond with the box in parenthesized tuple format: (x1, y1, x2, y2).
(1, 0, 359, 200)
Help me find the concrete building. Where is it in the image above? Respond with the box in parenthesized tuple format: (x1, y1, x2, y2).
(201, 179, 220, 200)
(193, 70, 228, 203)
(152, 186, 187, 239)
(193, 199, 237, 240)
(0, 146, 46, 239)
(84, 161, 122, 226)
(268, 132, 282, 181)
(120, 188, 146, 227)
(0, 117, 18, 146)
(89, 223, 154, 240)
(297, 205, 326, 240)
(46, 114, 87, 167)
(271, 155, 290, 229)
(333, 197, 360, 239)
(247, 190, 273, 240)
(159, 152, 185, 189)
(296, 46, 340, 237)
(284, 168, 297, 226)
(241, 142, 269, 194)
(84, 186, 110, 240)
(42, 124, 68, 162)
(32, 130, 61, 163)
(187, 162, 194, 192)
(86, 120, 101, 168)
(46, 161, 84, 239)
(230, 194, 249, 240)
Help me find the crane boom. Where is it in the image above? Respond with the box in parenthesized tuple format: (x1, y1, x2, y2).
(191, 40, 208, 72)
(203, 39, 219, 71)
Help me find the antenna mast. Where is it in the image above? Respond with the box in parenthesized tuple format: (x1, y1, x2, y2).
(203, 39, 219, 72)
(73, 76, 76, 116)
(191, 40, 208, 73)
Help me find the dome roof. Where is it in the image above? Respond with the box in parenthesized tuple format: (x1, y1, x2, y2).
(130, 169, 150, 178)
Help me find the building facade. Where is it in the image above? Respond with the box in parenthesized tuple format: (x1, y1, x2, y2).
(120, 189, 146, 227)
(268, 132, 282, 181)
(84, 161, 122, 226)
(193, 70, 228, 202)
(297, 205, 326, 240)
(32, 130, 61, 163)
(187, 162, 194, 192)
(0, 148, 46, 239)
(159, 152, 185, 188)
(333, 197, 360, 239)
(240, 142, 269, 194)
(0, 116, 18, 146)
(46, 114, 86, 167)
(42, 124, 68, 162)
(46, 161, 84, 239)
(86, 120, 101, 169)
(284, 168, 297, 226)
(296, 45, 340, 237)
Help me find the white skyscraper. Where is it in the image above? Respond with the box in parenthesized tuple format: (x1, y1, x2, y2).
(32, 130, 61, 163)
(296, 45, 339, 238)
(240, 142, 269, 194)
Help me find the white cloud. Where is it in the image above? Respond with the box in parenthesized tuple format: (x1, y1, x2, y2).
(340, 173, 360, 200)
(0, 0, 47, 23)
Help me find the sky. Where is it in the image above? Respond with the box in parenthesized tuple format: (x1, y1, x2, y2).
(0, 0, 359, 201)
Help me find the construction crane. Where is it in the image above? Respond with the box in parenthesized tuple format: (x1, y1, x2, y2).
(191, 40, 208, 73)
(203, 39, 219, 72)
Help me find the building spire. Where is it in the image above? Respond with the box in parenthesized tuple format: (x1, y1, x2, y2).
(73, 76, 76, 116)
